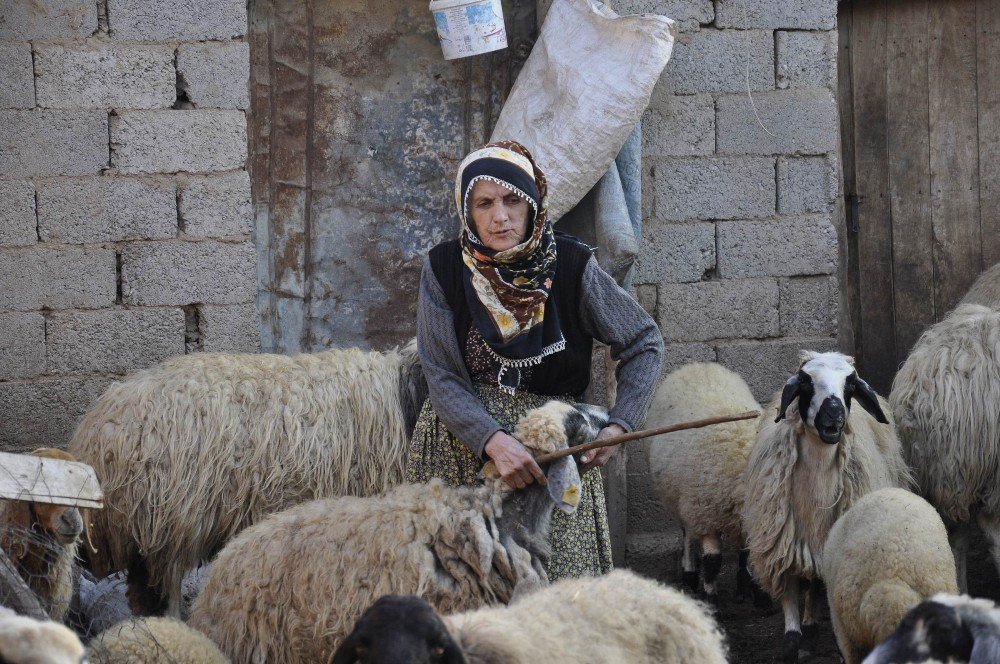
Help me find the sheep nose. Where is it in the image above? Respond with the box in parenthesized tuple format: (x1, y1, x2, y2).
(816, 397, 846, 444)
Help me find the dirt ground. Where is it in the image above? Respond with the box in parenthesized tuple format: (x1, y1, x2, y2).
(710, 528, 1000, 663)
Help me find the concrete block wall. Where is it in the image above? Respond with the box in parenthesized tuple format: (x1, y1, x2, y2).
(0, 0, 258, 452)
(619, 0, 842, 579)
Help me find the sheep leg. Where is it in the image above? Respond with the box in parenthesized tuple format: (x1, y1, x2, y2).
(681, 529, 700, 593)
(781, 576, 802, 664)
(736, 545, 773, 610)
(125, 556, 168, 616)
(948, 521, 971, 594)
(801, 578, 823, 651)
(977, 510, 1000, 589)
(700, 534, 722, 602)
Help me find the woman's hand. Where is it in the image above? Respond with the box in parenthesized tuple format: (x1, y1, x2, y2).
(580, 423, 627, 471)
(484, 431, 546, 489)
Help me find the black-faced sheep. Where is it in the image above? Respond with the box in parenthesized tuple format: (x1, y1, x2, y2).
(332, 569, 728, 664)
(824, 488, 958, 664)
(742, 351, 911, 663)
(87, 617, 228, 663)
(890, 302, 1000, 592)
(0, 606, 85, 664)
(647, 362, 766, 605)
(67, 340, 425, 616)
(0, 449, 87, 624)
(188, 400, 608, 664)
(960, 261, 1000, 310)
(862, 593, 1000, 664)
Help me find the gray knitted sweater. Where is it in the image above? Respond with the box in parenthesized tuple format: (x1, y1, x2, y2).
(417, 253, 664, 458)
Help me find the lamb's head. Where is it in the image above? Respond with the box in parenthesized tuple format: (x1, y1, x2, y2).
(862, 593, 1000, 664)
(27, 449, 84, 546)
(332, 595, 465, 664)
(775, 351, 888, 444)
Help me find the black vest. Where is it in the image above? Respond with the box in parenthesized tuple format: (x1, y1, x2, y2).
(429, 233, 594, 398)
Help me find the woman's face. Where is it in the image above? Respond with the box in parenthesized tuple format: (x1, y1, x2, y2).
(468, 179, 530, 252)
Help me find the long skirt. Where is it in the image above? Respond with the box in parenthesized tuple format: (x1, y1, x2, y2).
(406, 383, 613, 581)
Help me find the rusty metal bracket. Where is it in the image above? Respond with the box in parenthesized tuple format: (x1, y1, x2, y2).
(845, 192, 863, 233)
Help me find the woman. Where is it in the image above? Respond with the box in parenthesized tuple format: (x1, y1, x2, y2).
(409, 140, 663, 580)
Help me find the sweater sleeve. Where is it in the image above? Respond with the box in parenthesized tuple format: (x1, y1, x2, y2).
(416, 255, 504, 459)
(578, 255, 665, 432)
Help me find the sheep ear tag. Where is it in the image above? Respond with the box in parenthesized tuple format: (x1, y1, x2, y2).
(545, 456, 582, 515)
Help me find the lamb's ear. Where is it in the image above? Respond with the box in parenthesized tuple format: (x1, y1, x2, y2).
(545, 456, 582, 515)
(775, 373, 801, 422)
(850, 374, 888, 424)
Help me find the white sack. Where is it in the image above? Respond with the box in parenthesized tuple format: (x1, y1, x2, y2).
(491, 0, 675, 222)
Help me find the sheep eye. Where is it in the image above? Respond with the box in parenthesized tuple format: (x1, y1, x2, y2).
(431, 645, 446, 658)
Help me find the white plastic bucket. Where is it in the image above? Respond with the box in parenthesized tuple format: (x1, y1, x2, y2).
(429, 0, 508, 60)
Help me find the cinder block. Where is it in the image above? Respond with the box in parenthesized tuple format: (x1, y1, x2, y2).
(662, 341, 716, 375)
(0, 111, 108, 177)
(35, 43, 175, 110)
(177, 41, 250, 109)
(658, 279, 779, 342)
(0, 42, 34, 108)
(108, 0, 246, 40)
(716, 336, 840, 403)
(0, 246, 116, 311)
(47, 308, 185, 374)
(121, 240, 256, 306)
(37, 177, 176, 243)
(779, 275, 839, 337)
(777, 30, 837, 90)
(642, 93, 714, 156)
(777, 156, 838, 214)
(178, 171, 252, 238)
(200, 303, 261, 352)
(651, 157, 775, 221)
(0, 0, 98, 38)
(0, 180, 36, 247)
(0, 312, 46, 381)
(717, 216, 838, 278)
(635, 221, 715, 283)
(664, 29, 773, 95)
(625, 529, 683, 583)
(0, 376, 113, 451)
(111, 110, 247, 174)
(626, 466, 675, 534)
(610, 0, 712, 32)
(715, 0, 837, 29)
(716, 88, 840, 155)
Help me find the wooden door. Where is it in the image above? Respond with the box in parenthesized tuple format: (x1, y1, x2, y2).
(839, 0, 1000, 394)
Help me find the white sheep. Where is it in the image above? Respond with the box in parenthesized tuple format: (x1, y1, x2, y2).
(960, 261, 1000, 309)
(647, 362, 766, 604)
(863, 593, 1000, 664)
(87, 617, 228, 663)
(742, 351, 911, 663)
(332, 569, 728, 664)
(188, 400, 609, 664)
(0, 449, 87, 624)
(68, 340, 424, 616)
(0, 606, 85, 664)
(823, 488, 958, 664)
(890, 303, 1000, 592)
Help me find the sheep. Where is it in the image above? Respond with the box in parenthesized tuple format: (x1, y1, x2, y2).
(67, 339, 425, 616)
(87, 617, 228, 663)
(332, 568, 728, 664)
(742, 350, 912, 663)
(862, 593, 1000, 664)
(647, 362, 767, 605)
(960, 262, 1000, 309)
(188, 400, 609, 664)
(889, 303, 1000, 592)
(823, 488, 958, 664)
(0, 449, 87, 623)
(0, 606, 85, 664)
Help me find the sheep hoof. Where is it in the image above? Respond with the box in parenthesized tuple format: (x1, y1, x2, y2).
(682, 571, 700, 593)
(800, 623, 819, 651)
(782, 630, 802, 663)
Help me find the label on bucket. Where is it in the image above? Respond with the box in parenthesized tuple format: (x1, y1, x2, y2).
(430, 0, 508, 60)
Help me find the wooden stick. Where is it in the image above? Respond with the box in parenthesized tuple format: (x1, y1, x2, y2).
(533, 410, 760, 464)
(0, 547, 48, 621)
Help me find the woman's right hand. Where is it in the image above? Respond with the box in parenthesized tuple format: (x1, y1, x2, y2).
(484, 431, 546, 489)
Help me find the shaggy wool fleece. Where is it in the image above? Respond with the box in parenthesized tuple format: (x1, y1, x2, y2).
(88, 617, 229, 663)
(824, 489, 957, 664)
(0, 607, 84, 664)
(960, 262, 1000, 310)
(890, 304, 1000, 524)
(648, 362, 761, 544)
(445, 569, 728, 663)
(69, 343, 416, 612)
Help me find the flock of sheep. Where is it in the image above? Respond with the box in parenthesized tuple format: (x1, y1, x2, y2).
(0, 262, 997, 663)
